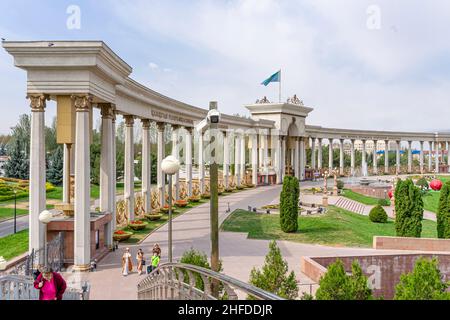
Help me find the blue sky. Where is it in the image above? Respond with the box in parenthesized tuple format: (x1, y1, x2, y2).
(1, 0, 450, 135)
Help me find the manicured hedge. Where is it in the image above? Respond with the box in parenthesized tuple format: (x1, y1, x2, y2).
(369, 205, 388, 223)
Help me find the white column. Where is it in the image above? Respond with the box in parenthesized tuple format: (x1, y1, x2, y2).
(124, 115, 135, 221)
(141, 119, 152, 214)
(350, 139, 355, 176)
(240, 133, 246, 180)
(317, 138, 322, 170)
(407, 141, 412, 173)
(311, 138, 316, 169)
(198, 130, 205, 193)
(263, 133, 269, 183)
(328, 139, 333, 169)
(223, 130, 230, 188)
(339, 139, 344, 175)
(252, 133, 259, 185)
(73, 95, 92, 271)
(28, 95, 47, 254)
(185, 127, 193, 197)
(428, 141, 433, 172)
(419, 141, 424, 174)
(396, 141, 401, 174)
(157, 122, 165, 207)
(235, 133, 241, 186)
(172, 126, 180, 201)
(300, 137, 305, 180)
(294, 138, 300, 179)
(362, 140, 367, 175)
(373, 140, 378, 175)
(435, 141, 440, 173)
(100, 104, 114, 247)
(281, 137, 286, 181)
(384, 140, 389, 174)
(111, 114, 117, 231)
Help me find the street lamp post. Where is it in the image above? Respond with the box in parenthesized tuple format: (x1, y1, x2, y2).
(161, 155, 180, 264)
(13, 189, 17, 234)
(38, 210, 53, 267)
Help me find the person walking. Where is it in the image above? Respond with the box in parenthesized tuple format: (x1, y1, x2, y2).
(33, 266, 67, 300)
(136, 248, 145, 275)
(122, 247, 133, 276)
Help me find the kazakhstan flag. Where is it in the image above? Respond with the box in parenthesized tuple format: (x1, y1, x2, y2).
(261, 70, 281, 86)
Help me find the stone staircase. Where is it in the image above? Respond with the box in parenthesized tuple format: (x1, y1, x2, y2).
(335, 197, 367, 215)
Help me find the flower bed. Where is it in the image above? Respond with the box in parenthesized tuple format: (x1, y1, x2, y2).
(144, 213, 163, 221)
(128, 220, 148, 231)
(113, 230, 133, 242)
(175, 200, 188, 208)
(201, 193, 211, 199)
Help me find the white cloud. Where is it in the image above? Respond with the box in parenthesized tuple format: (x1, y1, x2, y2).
(148, 62, 159, 70)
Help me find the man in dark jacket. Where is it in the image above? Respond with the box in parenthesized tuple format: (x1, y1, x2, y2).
(33, 266, 67, 300)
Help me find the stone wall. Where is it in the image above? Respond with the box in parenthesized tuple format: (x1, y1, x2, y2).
(373, 236, 450, 252)
(301, 254, 450, 299)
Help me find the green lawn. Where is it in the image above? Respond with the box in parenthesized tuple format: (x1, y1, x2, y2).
(342, 189, 390, 206)
(0, 207, 29, 222)
(0, 230, 28, 261)
(221, 207, 437, 248)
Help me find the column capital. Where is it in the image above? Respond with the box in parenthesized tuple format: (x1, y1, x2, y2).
(27, 94, 49, 112)
(71, 94, 93, 112)
(141, 119, 151, 129)
(99, 103, 114, 119)
(184, 126, 194, 134)
(156, 122, 165, 132)
(171, 124, 180, 131)
(124, 115, 135, 127)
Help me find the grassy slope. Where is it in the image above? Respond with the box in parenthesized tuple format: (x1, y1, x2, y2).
(221, 207, 437, 248)
(0, 207, 29, 221)
(342, 189, 389, 206)
(0, 229, 28, 260)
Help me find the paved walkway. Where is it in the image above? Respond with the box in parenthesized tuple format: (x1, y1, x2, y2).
(79, 185, 410, 300)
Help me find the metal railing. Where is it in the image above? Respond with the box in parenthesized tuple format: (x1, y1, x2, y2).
(137, 263, 284, 300)
(0, 274, 89, 300)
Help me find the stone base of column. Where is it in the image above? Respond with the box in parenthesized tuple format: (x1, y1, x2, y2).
(72, 264, 91, 272)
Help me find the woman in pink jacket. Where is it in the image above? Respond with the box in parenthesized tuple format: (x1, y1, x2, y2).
(33, 266, 67, 300)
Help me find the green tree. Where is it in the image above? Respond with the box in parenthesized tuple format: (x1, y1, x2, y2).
(437, 181, 450, 239)
(4, 139, 29, 180)
(394, 179, 424, 237)
(248, 241, 298, 300)
(315, 259, 372, 300)
(279, 176, 299, 233)
(394, 257, 450, 300)
(90, 129, 101, 185)
(46, 145, 63, 186)
(180, 248, 223, 291)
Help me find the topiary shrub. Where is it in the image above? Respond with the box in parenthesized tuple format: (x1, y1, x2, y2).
(279, 176, 299, 233)
(369, 205, 388, 223)
(437, 181, 450, 239)
(336, 180, 344, 190)
(394, 179, 424, 237)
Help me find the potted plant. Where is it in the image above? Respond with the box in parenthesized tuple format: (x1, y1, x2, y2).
(144, 213, 163, 221)
(160, 205, 177, 213)
(201, 192, 211, 199)
(113, 230, 133, 242)
(188, 195, 201, 202)
(128, 220, 147, 231)
(175, 199, 189, 208)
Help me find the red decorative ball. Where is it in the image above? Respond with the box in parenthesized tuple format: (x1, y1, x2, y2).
(430, 179, 443, 191)
(388, 189, 393, 199)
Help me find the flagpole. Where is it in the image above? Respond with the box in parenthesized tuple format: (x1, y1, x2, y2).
(279, 69, 281, 103)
